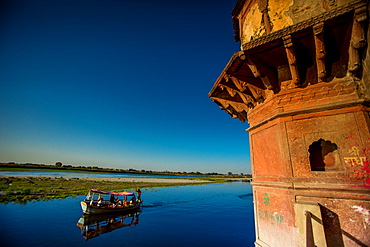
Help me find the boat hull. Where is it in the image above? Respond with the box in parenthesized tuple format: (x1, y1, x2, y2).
(80, 201, 141, 215)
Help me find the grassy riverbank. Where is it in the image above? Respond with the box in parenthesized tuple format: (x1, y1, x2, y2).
(0, 163, 251, 178)
(0, 176, 234, 204)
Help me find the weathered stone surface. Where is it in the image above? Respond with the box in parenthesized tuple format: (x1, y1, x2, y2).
(209, 0, 370, 246)
(241, 1, 265, 43)
(254, 187, 296, 247)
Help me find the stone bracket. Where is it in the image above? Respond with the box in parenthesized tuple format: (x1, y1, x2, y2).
(348, 1, 368, 77)
(227, 75, 266, 103)
(210, 96, 248, 122)
(313, 22, 327, 82)
(283, 35, 300, 90)
(241, 52, 277, 93)
(219, 83, 257, 108)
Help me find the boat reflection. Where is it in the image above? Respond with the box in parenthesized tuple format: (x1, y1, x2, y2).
(76, 209, 141, 240)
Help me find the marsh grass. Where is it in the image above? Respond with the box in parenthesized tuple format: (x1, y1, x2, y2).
(0, 177, 228, 204)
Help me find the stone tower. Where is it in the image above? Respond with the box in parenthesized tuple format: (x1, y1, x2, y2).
(209, 0, 370, 246)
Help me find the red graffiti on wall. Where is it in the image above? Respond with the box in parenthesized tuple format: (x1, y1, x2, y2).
(344, 143, 370, 188)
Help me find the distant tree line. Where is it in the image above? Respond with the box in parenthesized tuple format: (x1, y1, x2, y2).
(0, 162, 251, 177)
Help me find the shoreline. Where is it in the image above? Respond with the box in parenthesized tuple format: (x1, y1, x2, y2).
(0, 175, 247, 203)
(0, 175, 220, 184)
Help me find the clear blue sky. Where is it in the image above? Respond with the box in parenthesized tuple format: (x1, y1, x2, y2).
(0, 0, 251, 174)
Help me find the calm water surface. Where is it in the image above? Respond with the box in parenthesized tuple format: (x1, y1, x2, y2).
(0, 180, 255, 246)
(0, 170, 184, 178)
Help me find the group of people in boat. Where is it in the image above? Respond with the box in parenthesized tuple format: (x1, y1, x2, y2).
(96, 195, 132, 208)
(95, 189, 141, 208)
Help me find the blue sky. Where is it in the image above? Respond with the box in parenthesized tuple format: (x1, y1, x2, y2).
(0, 0, 251, 174)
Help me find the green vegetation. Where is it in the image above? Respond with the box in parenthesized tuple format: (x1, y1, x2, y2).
(0, 162, 251, 178)
(0, 162, 251, 204)
(0, 176, 236, 204)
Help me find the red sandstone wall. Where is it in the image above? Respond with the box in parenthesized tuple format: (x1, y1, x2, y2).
(212, 0, 370, 246)
(249, 78, 370, 246)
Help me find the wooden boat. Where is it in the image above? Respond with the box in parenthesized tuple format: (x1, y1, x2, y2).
(80, 189, 142, 215)
(76, 209, 141, 240)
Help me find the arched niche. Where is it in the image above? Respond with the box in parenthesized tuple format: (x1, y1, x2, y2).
(308, 139, 340, 171)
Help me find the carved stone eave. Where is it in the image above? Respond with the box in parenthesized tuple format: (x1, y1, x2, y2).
(219, 83, 258, 107)
(210, 96, 249, 122)
(210, 0, 369, 123)
(208, 50, 272, 123)
(208, 52, 245, 97)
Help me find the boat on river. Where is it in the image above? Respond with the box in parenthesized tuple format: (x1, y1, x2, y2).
(80, 189, 142, 214)
(76, 209, 141, 240)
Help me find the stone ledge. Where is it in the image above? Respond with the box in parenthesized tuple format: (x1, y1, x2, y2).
(247, 99, 368, 132)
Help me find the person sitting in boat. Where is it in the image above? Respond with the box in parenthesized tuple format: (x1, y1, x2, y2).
(109, 194, 115, 203)
(114, 197, 121, 206)
(97, 197, 103, 207)
(123, 197, 128, 207)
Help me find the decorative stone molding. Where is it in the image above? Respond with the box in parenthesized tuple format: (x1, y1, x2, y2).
(242, 0, 368, 50)
(277, 79, 357, 107)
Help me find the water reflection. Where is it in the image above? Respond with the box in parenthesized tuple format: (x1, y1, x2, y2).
(237, 193, 253, 199)
(1, 182, 255, 246)
(76, 209, 141, 240)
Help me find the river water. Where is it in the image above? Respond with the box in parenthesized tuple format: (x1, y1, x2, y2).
(0, 170, 187, 178)
(0, 172, 255, 246)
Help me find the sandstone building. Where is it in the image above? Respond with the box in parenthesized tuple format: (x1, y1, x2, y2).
(209, 0, 370, 246)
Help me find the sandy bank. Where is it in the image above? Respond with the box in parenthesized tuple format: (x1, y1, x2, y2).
(68, 177, 213, 183)
(1, 175, 213, 184)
